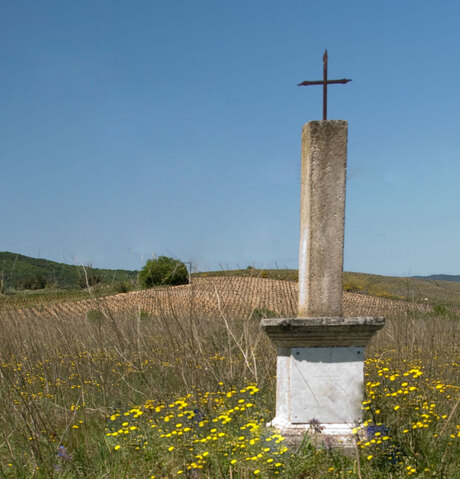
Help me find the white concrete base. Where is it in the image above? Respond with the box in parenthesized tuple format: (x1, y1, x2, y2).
(273, 346, 364, 425)
(261, 317, 385, 453)
(268, 345, 363, 452)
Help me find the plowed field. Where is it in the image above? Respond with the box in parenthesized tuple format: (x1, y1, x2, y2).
(0, 276, 436, 321)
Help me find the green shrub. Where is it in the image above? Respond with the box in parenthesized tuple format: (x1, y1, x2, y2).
(86, 309, 105, 324)
(78, 266, 102, 289)
(251, 307, 278, 320)
(139, 309, 151, 320)
(15, 273, 49, 290)
(113, 281, 133, 294)
(432, 303, 448, 316)
(343, 279, 365, 293)
(138, 256, 189, 288)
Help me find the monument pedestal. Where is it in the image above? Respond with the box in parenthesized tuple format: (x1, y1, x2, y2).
(261, 317, 385, 453)
(261, 118, 386, 453)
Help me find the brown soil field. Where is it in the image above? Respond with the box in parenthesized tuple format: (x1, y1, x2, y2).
(0, 276, 439, 322)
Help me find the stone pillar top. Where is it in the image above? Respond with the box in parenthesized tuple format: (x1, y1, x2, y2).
(305, 119, 348, 129)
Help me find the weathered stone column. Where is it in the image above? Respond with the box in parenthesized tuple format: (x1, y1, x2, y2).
(298, 121, 347, 317)
(261, 120, 385, 453)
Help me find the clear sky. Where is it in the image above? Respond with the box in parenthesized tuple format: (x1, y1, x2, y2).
(1, 0, 459, 276)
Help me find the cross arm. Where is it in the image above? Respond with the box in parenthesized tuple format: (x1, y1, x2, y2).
(297, 79, 352, 87)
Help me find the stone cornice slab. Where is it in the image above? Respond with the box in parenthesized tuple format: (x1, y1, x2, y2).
(260, 317, 385, 347)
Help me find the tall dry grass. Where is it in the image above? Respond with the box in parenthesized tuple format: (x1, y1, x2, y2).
(0, 276, 458, 477)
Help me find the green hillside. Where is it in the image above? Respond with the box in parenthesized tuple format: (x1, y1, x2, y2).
(0, 252, 138, 290)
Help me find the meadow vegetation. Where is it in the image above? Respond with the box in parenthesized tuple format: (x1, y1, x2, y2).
(0, 276, 458, 478)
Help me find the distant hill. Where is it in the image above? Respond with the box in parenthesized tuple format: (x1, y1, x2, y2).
(0, 252, 138, 290)
(412, 274, 460, 283)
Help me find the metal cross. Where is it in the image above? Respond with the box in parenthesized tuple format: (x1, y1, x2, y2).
(298, 50, 351, 120)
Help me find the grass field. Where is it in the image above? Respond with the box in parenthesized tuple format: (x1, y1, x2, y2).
(0, 276, 458, 478)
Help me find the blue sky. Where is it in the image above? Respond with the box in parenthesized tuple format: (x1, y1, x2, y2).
(1, 0, 459, 276)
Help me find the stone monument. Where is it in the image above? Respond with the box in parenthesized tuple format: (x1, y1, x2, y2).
(261, 52, 385, 452)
